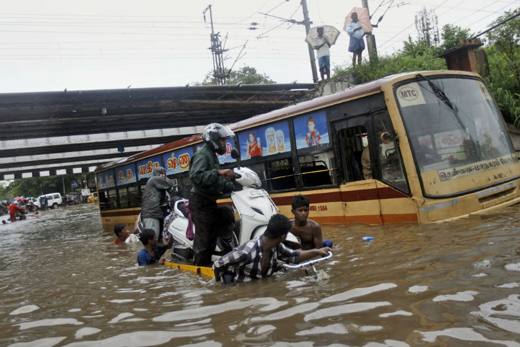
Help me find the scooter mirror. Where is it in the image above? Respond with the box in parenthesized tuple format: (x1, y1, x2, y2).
(230, 148, 240, 160)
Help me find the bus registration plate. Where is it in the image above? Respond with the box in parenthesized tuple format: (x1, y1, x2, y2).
(249, 190, 268, 198)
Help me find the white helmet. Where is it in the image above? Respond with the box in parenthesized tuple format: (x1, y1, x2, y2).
(202, 123, 235, 155)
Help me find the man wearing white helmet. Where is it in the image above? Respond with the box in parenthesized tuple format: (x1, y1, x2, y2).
(189, 123, 235, 266)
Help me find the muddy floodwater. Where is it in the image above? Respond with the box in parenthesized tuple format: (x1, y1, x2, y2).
(1, 203, 519, 347)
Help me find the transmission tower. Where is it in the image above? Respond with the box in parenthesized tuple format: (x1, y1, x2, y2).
(203, 5, 228, 85)
(415, 7, 440, 47)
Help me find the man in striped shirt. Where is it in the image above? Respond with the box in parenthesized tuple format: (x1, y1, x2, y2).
(212, 214, 331, 283)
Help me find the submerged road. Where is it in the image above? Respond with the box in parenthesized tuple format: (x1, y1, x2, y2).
(1, 203, 519, 346)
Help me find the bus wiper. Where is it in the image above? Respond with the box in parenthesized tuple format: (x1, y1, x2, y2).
(416, 73, 468, 133)
(416, 73, 455, 110)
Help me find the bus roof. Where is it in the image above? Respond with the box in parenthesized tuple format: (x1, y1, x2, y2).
(95, 70, 478, 173)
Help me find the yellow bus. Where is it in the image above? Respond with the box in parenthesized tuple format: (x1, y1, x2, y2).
(94, 70, 520, 229)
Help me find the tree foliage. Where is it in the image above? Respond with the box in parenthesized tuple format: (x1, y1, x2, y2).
(484, 7, 520, 126)
(0, 174, 93, 201)
(440, 24, 473, 51)
(333, 14, 520, 127)
(201, 66, 275, 85)
(333, 36, 446, 85)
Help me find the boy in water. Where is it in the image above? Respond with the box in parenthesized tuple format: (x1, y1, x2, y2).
(137, 229, 172, 266)
(290, 194, 331, 250)
(113, 224, 130, 244)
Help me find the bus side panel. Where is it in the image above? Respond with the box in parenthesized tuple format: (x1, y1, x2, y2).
(271, 180, 418, 225)
(100, 208, 141, 232)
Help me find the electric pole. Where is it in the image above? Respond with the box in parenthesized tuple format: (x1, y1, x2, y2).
(361, 0, 378, 61)
(415, 8, 439, 47)
(301, 0, 318, 83)
(203, 5, 228, 85)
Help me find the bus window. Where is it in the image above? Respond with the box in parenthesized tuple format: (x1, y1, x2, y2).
(374, 113, 409, 193)
(247, 162, 268, 190)
(128, 186, 140, 208)
(108, 189, 119, 209)
(98, 190, 109, 211)
(298, 151, 334, 187)
(175, 174, 191, 198)
(336, 126, 367, 183)
(267, 158, 296, 191)
(118, 187, 129, 208)
(398, 77, 517, 197)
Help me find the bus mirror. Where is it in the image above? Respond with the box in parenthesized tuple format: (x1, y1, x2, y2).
(380, 132, 393, 144)
(231, 148, 240, 160)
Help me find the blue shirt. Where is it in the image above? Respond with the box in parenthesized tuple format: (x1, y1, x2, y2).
(137, 245, 169, 266)
(346, 21, 364, 39)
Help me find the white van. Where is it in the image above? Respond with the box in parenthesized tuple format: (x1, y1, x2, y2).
(35, 193, 63, 209)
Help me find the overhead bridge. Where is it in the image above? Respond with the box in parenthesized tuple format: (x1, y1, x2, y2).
(0, 83, 314, 181)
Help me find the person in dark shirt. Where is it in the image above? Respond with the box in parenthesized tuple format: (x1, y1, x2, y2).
(189, 123, 235, 266)
(141, 167, 174, 239)
(213, 214, 331, 283)
(137, 229, 172, 266)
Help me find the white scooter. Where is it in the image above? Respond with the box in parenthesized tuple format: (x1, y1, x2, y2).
(168, 148, 301, 263)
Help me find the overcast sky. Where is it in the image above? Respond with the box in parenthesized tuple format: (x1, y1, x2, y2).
(0, 0, 518, 93)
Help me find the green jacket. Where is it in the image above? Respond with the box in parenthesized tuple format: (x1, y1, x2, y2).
(189, 144, 234, 200)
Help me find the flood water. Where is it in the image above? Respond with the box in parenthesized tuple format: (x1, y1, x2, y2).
(0, 203, 519, 347)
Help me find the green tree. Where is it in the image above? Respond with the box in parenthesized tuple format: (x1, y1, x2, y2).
(484, 8, 520, 126)
(333, 39, 446, 84)
(440, 24, 473, 51)
(201, 66, 275, 85)
(0, 173, 94, 200)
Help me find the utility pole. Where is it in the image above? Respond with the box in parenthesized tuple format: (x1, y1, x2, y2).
(361, 0, 378, 61)
(415, 8, 439, 47)
(203, 5, 228, 85)
(301, 0, 318, 83)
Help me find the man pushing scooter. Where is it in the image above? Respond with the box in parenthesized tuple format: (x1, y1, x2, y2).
(213, 214, 332, 283)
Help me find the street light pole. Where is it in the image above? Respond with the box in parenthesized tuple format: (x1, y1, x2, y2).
(361, 0, 378, 61)
(301, 0, 318, 83)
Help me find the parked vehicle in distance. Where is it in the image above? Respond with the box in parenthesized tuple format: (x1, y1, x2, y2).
(34, 193, 63, 209)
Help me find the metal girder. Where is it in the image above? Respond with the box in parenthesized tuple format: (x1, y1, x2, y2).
(0, 83, 314, 180)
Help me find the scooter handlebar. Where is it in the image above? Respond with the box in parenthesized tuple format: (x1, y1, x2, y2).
(282, 251, 333, 269)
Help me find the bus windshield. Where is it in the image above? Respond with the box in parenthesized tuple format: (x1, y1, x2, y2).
(396, 76, 518, 197)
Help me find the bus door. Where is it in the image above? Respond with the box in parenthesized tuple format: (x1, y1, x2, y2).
(371, 111, 417, 223)
(332, 115, 384, 224)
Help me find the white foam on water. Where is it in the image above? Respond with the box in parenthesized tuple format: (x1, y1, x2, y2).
(471, 294, 520, 334)
(251, 302, 320, 322)
(380, 310, 413, 318)
(296, 323, 348, 336)
(8, 336, 66, 347)
(497, 282, 520, 288)
(305, 301, 392, 321)
(408, 285, 428, 293)
(106, 299, 135, 304)
(433, 291, 478, 302)
(320, 283, 397, 303)
(505, 263, 520, 272)
(418, 327, 520, 347)
(60, 329, 216, 347)
(74, 327, 101, 339)
(107, 312, 134, 324)
(17, 318, 83, 330)
(9, 305, 40, 315)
